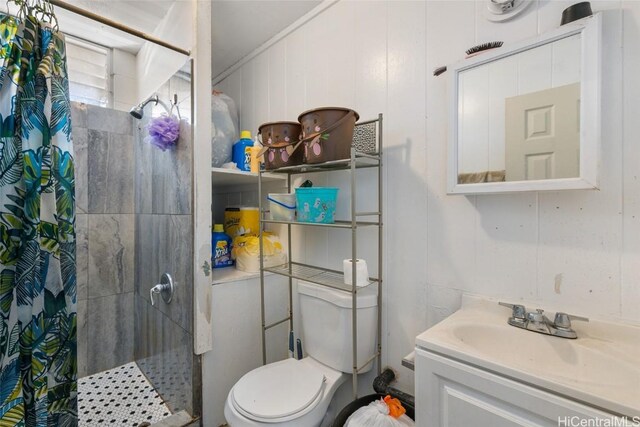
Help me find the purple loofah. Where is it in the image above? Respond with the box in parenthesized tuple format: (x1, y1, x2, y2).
(147, 114, 180, 151)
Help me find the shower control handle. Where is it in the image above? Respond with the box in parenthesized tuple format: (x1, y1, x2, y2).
(150, 273, 175, 306)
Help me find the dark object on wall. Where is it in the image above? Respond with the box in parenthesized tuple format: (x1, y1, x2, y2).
(466, 41, 504, 57)
(434, 41, 504, 77)
(332, 393, 415, 426)
(561, 2, 593, 25)
(433, 65, 447, 76)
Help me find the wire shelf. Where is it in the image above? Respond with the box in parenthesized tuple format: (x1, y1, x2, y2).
(257, 113, 383, 400)
(262, 153, 380, 175)
(261, 219, 380, 229)
(263, 262, 378, 293)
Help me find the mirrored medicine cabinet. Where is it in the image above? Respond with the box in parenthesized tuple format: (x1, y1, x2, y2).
(447, 13, 601, 195)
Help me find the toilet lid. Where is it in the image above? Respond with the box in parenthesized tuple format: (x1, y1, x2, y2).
(232, 358, 326, 421)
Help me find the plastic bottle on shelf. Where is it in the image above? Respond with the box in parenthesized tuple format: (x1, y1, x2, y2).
(232, 130, 254, 171)
(250, 138, 262, 173)
(211, 224, 234, 268)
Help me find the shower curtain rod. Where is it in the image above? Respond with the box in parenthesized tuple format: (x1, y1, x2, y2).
(49, 0, 191, 56)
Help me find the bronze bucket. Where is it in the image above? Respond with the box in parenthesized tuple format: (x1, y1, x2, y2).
(296, 107, 359, 164)
(257, 121, 303, 170)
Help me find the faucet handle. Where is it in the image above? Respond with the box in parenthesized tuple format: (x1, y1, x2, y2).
(554, 312, 589, 329)
(498, 302, 527, 320)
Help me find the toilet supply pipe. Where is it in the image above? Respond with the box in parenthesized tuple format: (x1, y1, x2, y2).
(373, 368, 415, 409)
(296, 338, 303, 360)
(289, 331, 295, 358)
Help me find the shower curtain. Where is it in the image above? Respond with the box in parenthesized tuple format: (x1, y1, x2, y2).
(0, 14, 77, 427)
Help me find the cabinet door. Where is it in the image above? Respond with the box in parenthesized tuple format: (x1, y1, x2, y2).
(415, 348, 623, 427)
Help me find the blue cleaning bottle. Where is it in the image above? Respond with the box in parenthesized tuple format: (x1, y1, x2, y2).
(211, 224, 233, 268)
(232, 130, 254, 171)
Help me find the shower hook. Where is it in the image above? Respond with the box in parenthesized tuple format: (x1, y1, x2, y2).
(170, 93, 182, 120)
(6, 0, 58, 30)
(8, 0, 29, 20)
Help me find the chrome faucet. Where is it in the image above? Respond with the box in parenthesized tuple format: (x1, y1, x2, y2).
(499, 302, 589, 339)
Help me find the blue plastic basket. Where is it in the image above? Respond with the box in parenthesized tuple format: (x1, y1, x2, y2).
(295, 187, 339, 223)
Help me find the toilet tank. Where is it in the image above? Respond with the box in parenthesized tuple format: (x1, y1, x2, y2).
(298, 281, 378, 374)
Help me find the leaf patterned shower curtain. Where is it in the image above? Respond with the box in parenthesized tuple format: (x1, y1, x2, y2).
(0, 13, 77, 427)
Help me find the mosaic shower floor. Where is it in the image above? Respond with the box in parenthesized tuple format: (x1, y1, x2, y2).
(78, 362, 172, 427)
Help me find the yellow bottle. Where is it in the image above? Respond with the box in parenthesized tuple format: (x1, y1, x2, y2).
(250, 143, 262, 173)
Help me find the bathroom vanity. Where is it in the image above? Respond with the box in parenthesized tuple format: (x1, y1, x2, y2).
(415, 296, 640, 426)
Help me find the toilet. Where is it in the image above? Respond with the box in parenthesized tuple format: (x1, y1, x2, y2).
(224, 280, 378, 426)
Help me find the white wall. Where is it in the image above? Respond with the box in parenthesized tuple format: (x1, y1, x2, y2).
(211, 0, 640, 402)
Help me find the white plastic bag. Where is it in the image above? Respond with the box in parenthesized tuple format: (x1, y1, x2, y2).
(345, 399, 414, 427)
(211, 90, 238, 167)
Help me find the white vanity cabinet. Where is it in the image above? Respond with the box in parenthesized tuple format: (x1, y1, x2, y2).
(415, 348, 631, 427)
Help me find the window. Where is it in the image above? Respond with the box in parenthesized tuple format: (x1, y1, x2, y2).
(65, 35, 112, 107)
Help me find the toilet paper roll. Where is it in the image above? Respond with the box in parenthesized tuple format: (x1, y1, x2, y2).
(343, 259, 369, 287)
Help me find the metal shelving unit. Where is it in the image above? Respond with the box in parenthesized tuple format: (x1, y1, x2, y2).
(257, 114, 383, 401)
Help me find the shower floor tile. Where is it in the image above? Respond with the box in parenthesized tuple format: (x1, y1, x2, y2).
(78, 362, 172, 427)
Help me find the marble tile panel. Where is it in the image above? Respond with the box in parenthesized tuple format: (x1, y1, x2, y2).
(86, 103, 133, 135)
(105, 132, 135, 213)
(152, 214, 193, 332)
(135, 214, 155, 297)
(135, 119, 153, 214)
(86, 129, 108, 213)
(86, 292, 134, 375)
(71, 102, 87, 129)
(72, 127, 88, 214)
(77, 298, 88, 378)
(151, 121, 192, 215)
(134, 293, 153, 362)
(75, 214, 88, 301)
(87, 130, 134, 214)
(87, 214, 134, 298)
(135, 295, 166, 372)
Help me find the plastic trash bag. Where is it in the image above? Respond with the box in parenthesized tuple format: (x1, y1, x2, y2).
(211, 90, 238, 167)
(345, 398, 414, 427)
(231, 233, 287, 273)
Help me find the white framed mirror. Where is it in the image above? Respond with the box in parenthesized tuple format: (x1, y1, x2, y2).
(447, 13, 601, 195)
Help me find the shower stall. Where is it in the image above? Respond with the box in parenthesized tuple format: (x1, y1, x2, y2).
(0, 1, 205, 425)
(74, 61, 199, 426)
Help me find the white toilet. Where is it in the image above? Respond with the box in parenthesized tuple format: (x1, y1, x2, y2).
(224, 280, 378, 426)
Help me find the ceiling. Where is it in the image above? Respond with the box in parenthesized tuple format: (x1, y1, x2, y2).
(211, 0, 321, 78)
(45, 1, 175, 54)
(1, 0, 320, 74)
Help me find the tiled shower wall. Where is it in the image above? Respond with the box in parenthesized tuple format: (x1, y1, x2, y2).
(133, 66, 200, 416)
(72, 102, 136, 378)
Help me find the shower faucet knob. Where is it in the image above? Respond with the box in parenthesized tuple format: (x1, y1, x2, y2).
(149, 273, 175, 306)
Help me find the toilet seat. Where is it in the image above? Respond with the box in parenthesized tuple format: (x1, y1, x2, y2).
(231, 358, 327, 423)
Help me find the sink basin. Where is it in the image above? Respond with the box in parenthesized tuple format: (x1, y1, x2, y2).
(452, 323, 636, 388)
(416, 296, 640, 417)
